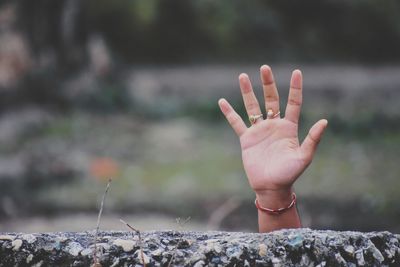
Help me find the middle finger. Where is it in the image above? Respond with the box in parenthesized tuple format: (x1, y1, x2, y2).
(260, 65, 280, 118)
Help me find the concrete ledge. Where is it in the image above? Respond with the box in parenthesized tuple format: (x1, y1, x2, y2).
(1, 228, 399, 266)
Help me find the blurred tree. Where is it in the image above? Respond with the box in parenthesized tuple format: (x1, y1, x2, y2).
(150, 0, 214, 62)
(9, 0, 400, 65)
(16, 0, 88, 72)
(1, 0, 400, 112)
(266, 0, 400, 63)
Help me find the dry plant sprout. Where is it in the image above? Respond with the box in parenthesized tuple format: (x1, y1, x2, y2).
(89, 178, 193, 267)
(168, 216, 191, 267)
(92, 178, 112, 267)
(120, 219, 147, 267)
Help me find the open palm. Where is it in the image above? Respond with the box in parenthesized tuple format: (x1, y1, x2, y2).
(219, 66, 327, 195)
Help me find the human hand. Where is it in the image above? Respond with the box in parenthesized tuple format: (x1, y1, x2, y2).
(219, 66, 328, 205)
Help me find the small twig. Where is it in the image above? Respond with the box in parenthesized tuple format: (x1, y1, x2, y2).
(119, 219, 139, 233)
(207, 197, 240, 230)
(120, 219, 146, 267)
(176, 216, 191, 227)
(168, 216, 191, 267)
(92, 178, 112, 267)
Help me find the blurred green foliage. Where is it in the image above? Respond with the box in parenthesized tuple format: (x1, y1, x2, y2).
(13, 0, 400, 65)
(4, 0, 399, 116)
(86, 0, 400, 63)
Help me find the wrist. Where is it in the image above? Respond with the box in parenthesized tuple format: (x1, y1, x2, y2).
(255, 187, 294, 210)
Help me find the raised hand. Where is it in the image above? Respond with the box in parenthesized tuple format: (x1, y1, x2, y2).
(218, 65, 328, 232)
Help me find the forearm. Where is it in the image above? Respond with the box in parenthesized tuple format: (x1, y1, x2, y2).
(255, 188, 302, 232)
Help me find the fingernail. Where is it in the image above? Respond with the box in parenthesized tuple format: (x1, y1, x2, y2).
(239, 73, 248, 80)
(260, 65, 271, 71)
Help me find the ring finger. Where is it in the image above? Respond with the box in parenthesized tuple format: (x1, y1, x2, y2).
(260, 65, 280, 119)
(239, 73, 263, 124)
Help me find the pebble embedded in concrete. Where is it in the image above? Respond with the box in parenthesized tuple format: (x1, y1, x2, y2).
(193, 260, 205, 267)
(355, 249, 366, 266)
(26, 254, 34, 264)
(344, 245, 355, 256)
(258, 243, 267, 257)
(11, 239, 23, 251)
(112, 238, 136, 252)
(21, 234, 37, 244)
(66, 241, 83, 256)
(0, 235, 15, 241)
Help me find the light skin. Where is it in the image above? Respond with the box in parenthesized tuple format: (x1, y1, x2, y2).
(218, 65, 328, 232)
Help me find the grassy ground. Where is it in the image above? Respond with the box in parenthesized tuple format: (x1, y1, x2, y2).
(1, 111, 396, 232)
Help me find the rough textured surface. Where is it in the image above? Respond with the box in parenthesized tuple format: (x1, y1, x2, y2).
(0, 228, 399, 266)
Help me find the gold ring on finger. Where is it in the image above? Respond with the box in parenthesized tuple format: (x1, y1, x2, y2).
(267, 109, 280, 119)
(249, 114, 263, 125)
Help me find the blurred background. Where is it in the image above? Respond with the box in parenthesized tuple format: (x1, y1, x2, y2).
(0, 0, 399, 233)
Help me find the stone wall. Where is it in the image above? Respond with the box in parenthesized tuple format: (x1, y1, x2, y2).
(1, 228, 399, 266)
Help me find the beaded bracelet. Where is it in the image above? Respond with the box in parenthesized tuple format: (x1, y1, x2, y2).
(254, 192, 297, 214)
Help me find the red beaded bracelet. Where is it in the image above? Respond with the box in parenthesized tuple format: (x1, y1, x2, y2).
(254, 192, 297, 214)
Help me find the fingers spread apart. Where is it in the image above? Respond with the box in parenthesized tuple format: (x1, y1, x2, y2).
(218, 98, 247, 137)
(220, 67, 306, 136)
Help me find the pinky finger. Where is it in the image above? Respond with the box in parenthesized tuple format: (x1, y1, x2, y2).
(218, 98, 247, 137)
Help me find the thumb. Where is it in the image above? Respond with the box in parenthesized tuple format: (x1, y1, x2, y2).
(300, 119, 328, 163)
